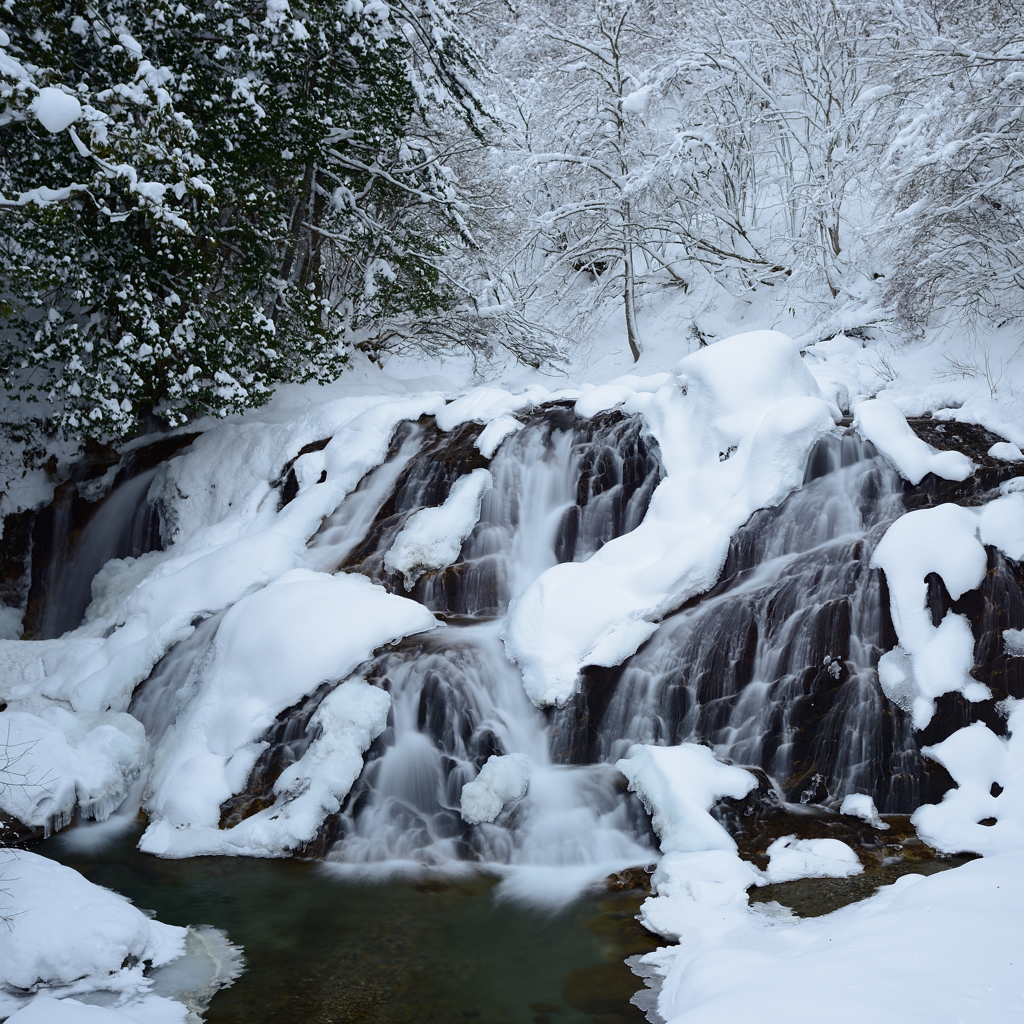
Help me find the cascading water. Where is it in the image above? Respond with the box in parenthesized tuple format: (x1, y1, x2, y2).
(34, 466, 163, 639)
(563, 432, 914, 808)
(44, 406, 1023, 882)
(297, 408, 662, 882)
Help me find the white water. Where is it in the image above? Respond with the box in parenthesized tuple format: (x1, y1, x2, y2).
(39, 467, 162, 639)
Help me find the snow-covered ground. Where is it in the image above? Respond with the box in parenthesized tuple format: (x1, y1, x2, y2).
(2, 284, 1024, 1019)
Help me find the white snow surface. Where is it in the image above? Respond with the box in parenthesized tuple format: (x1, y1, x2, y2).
(31, 86, 82, 132)
(6, 995, 187, 1024)
(384, 467, 492, 588)
(460, 752, 530, 824)
(616, 743, 757, 854)
(988, 441, 1024, 462)
(0, 850, 185, 1018)
(853, 397, 973, 484)
(628, 729, 1024, 1024)
(840, 792, 889, 829)
(648, 854, 1024, 1024)
(503, 331, 837, 706)
(871, 495, 1024, 727)
(912, 702, 1024, 857)
(140, 570, 431, 857)
(761, 835, 863, 882)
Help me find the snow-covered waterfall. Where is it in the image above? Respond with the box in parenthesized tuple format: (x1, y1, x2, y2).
(16, 383, 1020, 879)
(262, 409, 661, 881)
(573, 432, 918, 810)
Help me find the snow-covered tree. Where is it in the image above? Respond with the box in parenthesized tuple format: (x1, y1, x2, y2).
(0, 0, 485, 437)
(881, 2, 1024, 327)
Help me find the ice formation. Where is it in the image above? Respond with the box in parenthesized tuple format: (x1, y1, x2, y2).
(0, 850, 239, 1021)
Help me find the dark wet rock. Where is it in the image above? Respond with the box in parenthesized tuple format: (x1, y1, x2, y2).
(606, 865, 655, 893)
(219, 682, 334, 830)
(747, 851, 979, 919)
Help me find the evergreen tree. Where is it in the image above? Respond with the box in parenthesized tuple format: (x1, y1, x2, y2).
(0, 0, 484, 437)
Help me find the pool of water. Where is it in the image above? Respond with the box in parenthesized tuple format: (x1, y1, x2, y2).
(41, 824, 657, 1024)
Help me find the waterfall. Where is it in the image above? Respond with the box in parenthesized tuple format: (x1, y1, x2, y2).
(42, 405, 1024, 875)
(34, 467, 163, 639)
(301, 409, 662, 880)
(553, 429, 1009, 814)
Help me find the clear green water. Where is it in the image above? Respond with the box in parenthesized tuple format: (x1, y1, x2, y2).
(41, 826, 656, 1024)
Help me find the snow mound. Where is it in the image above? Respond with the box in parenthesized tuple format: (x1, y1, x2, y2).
(988, 441, 1024, 462)
(503, 330, 836, 706)
(0, 850, 188, 1018)
(31, 87, 82, 132)
(460, 752, 530, 824)
(853, 398, 973, 484)
(475, 415, 522, 458)
(140, 569, 433, 857)
(617, 744, 760, 955)
(871, 495, 1024, 728)
(762, 835, 863, 882)
(840, 793, 889, 829)
(384, 468, 492, 588)
(616, 743, 757, 854)
(912, 702, 1024, 856)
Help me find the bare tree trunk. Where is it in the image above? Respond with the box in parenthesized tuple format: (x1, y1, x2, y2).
(622, 201, 641, 362)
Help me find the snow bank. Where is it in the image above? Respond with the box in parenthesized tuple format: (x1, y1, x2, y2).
(460, 752, 530, 824)
(616, 743, 757, 854)
(871, 495, 1024, 728)
(651, 854, 1024, 1024)
(6, 994, 186, 1023)
(912, 702, 1024, 856)
(853, 397, 973, 484)
(0, 850, 185, 1018)
(761, 835, 862, 882)
(503, 331, 837, 706)
(140, 570, 432, 857)
(840, 793, 888, 829)
(626, 728, 1024, 1024)
(384, 468, 492, 588)
(988, 441, 1024, 462)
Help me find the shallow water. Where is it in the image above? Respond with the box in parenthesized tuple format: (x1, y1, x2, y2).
(42, 825, 656, 1024)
